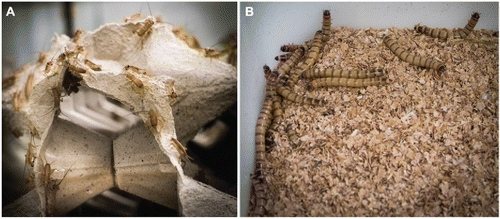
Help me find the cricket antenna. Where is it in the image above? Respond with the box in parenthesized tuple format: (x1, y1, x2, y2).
(147, 2, 153, 18)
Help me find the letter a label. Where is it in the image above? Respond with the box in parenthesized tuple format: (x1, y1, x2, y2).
(6, 7, 15, 16)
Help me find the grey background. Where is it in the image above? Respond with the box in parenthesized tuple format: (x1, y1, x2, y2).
(2, 2, 237, 74)
(240, 2, 498, 215)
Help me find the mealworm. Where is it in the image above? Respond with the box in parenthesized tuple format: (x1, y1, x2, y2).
(304, 30, 324, 67)
(322, 10, 332, 40)
(126, 72, 144, 88)
(149, 109, 158, 128)
(309, 77, 386, 89)
(250, 94, 273, 217)
(12, 91, 21, 112)
(275, 52, 293, 62)
(414, 12, 480, 40)
(268, 95, 283, 135)
(71, 29, 83, 43)
(287, 31, 325, 87)
(84, 59, 102, 71)
(135, 18, 154, 36)
(286, 124, 301, 148)
(383, 35, 446, 72)
(302, 68, 386, 79)
(277, 47, 305, 77)
(276, 85, 325, 106)
(280, 44, 302, 52)
(171, 138, 192, 160)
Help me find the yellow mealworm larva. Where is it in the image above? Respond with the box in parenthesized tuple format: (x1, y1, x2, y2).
(135, 18, 154, 36)
(276, 85, 325, 106)
(268, 94, 283, 134)
(302, 68, 386, 79)
(250, 95, 273, 217)
(286, 124, 301, 148)
(126, 72, 144, 88)
(383, 35, 446, 72)
(302, 30, 324, 69)
(277, 47, 304, 77)
(414, 12, 480, 40)
(275, 52, 293, 62)
(25, 73, 34, 99)
(280, 44, 302, 52)
(84, 59, 102, 71)
(322, 10, 332, 40)
(309, 77, 386, 89)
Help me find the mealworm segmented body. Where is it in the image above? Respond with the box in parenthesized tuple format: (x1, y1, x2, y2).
(302, 68, 386, 79)
(322, 10, 332, 40)
(276, 85, 325, 106)
(286, 125, 301, 148)
(309, 77, 386, 89)
(280, 44, 302, 52)
(268, 94, 283, 136)
(414, 12, 480, 40)
(275, 52, 293, 62)
(250, 94, 273, 217)
(277, 47, 305, 77)
(383, 35, 446, 72)
(304, 30, 324, 67)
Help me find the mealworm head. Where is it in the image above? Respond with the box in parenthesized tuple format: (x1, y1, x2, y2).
(263, 65, 270, 71)
(472, 12, 480, 19)
(323, 10, 330, 16)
